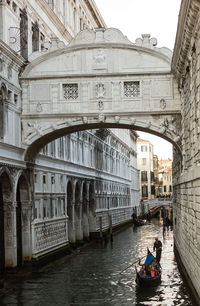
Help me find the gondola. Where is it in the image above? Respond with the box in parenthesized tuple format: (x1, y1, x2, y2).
(132, 218, 147, 226)
(135, 251, 161, 287)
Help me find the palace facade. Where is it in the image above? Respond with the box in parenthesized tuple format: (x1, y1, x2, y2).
(0, 0, 139, 269)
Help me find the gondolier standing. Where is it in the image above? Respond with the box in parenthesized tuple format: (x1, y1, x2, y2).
(153, 237, 162, 263)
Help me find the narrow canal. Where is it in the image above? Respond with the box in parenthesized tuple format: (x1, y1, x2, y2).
(0, 220, 194, 305)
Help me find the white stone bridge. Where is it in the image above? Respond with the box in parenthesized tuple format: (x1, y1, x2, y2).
(142, 198, 173, 216)
(20, 28, 182, 161)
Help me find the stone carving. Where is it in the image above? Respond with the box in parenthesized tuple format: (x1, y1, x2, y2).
(36, 102, 43, 113)
(115, 116, 120, 123)
(161, 118, 169, 128)
(82, 116, 88, 124)
(99, 113, 105, 123)
(104, 28, 131, 44)
(69, 28, 132, 47)
(51, 124, 57, 130)
(145, 121, 151, 128)
(174, 135, 180, 142)
(27, 121, 43, 136)
(160, 98, 167, 109)
(96, 83, 105, 99)
(130, 118, 136, 125)
(96, 83, 105, 110)
(135, 34, 157, 49)
(0, 58, 4, 72)
(93, 49, 107, 70)
(7, 65, 12, 79)
(34, 219, 67, 252)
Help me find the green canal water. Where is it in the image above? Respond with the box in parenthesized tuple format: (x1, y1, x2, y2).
(0, 220, 195, 305)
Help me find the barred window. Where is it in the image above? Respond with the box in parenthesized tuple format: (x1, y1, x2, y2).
(124, 81, 140, 98)
(63, 84, 78, 100)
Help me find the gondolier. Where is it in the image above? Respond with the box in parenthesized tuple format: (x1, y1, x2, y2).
(153, 237, 162, 263)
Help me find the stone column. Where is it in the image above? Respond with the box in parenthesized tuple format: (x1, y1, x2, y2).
(21, 201, 32, 261)
(68, 201, 76, 243)
(83, 200, 89, 240)
(75, 201, 83, 241)
(4, 201, 17, 267)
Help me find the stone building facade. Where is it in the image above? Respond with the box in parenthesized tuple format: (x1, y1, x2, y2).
(137, 138, 156, 200)
(0, 0, 139, 269)
(172, 0, 200, 301)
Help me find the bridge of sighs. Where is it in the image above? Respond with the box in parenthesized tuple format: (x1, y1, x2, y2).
(20, 28, 182, 162)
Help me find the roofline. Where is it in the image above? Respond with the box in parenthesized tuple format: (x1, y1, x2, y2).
(84, 0, 107, 28)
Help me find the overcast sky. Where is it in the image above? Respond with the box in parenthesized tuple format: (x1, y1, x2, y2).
(95, 0, 181, 159)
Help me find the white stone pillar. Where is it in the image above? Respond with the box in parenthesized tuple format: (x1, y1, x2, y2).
(83, 200, 89, 239)
(21, 200, 32, 261)
(68, 201, 76, 243)
(75, 202, 83, 241)
(4, 201, 17, 267)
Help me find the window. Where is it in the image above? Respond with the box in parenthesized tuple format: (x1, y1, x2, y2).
(32, 22, 39, 52)
(150, 171, 155, 182)
(14, 94, 18, 104)
(142, 185, 148, 197)
(34, 174, 38, 183)
(43, 175, 46, 184)
(151, 185, 155, 195)
(63, 84, 78, 100)
(124, 81, 140, 97)
(164, 185, 167, 192)
(142, 158, 146, 165)
(141, 171, 147, 182)
(169, 185, 172, 192)
(141, 145, 147, 152)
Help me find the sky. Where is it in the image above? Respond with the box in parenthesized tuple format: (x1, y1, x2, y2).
(94, 0, 181, 160)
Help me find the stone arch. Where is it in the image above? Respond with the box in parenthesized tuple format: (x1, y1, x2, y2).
(0, 168, 13, 270)
(16, 173, 31, 266)
(66, 179, 73, 243)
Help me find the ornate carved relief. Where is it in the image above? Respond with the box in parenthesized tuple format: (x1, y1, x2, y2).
(160, 98, 167, 109)
(93, 49, 107, 70)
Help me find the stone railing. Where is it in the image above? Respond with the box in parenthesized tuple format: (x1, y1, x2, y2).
(32, 217, 68, 257)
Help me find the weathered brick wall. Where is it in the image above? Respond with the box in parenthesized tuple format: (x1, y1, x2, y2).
(173, 8, 200, 298)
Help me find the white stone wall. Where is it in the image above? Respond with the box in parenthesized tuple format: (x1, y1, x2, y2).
(172, 0, 200, 299)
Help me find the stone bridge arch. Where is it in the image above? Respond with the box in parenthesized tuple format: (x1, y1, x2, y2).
(20, 28, 182, 161)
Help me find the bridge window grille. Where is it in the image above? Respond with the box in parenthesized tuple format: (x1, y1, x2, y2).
(63, 84, 78, 100)
(124, 81, 140, 98)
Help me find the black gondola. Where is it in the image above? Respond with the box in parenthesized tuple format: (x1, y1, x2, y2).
(135, 251, 161, 286)
(132, 217, 147, 226)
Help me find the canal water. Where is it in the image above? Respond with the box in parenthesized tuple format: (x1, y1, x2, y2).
(0, 220, 194, 305)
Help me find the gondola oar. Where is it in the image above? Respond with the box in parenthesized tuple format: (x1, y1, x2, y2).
(119, 247, 162, 274)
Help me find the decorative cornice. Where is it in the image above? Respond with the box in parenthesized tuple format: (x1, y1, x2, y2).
(35, 0, 72, 42)
(172, 0, 200, 78)
(84, 0, 106, 28)
(0, 40, 25, 67)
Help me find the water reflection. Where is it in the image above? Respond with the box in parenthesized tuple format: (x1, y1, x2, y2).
(0, 220, 194, 305)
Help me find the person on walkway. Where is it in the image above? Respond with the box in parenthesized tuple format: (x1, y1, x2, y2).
(153, 237, 162, 264)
